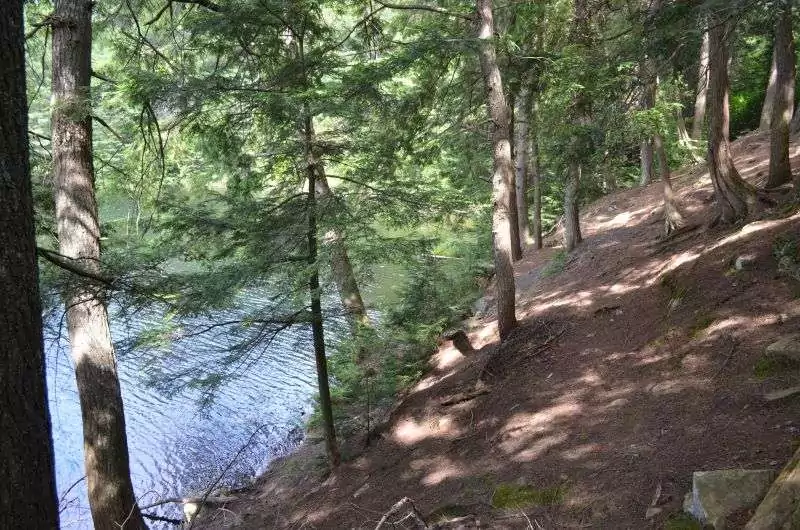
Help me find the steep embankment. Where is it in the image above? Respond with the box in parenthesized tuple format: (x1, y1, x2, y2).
(205, 131, 800, 529)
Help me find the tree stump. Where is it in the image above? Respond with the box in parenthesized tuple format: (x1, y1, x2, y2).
(443, 329, 475, 355)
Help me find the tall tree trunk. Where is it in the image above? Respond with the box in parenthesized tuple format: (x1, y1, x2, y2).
(311, 144, 370, 335)
(692, 30, 710, 140)
(304, 116, 341, 468)
(514, 83, 533, 245)
(766, 1, 795, 188)
(640, 139, 655, 185)
(564, 0, 590, 251)
(760, 45, 779, 131)
(51, 2, 147, 528)
(529, 98, 543, 250)
(477, 0, 517, 341)
(654, 134, 686, 235)
(707, 19, 760, 225)
(564, 161, 583, 252)
(0, 3, 60, 527)
(640, 61, 656, 186)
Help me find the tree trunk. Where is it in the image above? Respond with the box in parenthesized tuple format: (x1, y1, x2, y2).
(312, 156, 370, 335)
(529, 98, 543, 250)
(766, 1, 795, 188)
(514, 83, 533, 245)
(792, 105, 800, 134)
(304, 116, 341, 468)
(0, 3, 60, 527)
(640, 61, 656, 186)
(477, 0, 517, 341)
(640, 139, 655, 185)
(760, 45, 779, 131)
(707, 19, 760, 225)
(744, 444, 800, 529)
(51, 2, 147, 528)
(564, 161, 582, 252)
(654, 134, 686, 235)
(692, 30, 710, 140)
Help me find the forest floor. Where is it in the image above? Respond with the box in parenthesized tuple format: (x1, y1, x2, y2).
(202, 131, 800, 529)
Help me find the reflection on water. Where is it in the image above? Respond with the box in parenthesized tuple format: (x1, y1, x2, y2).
(47, 290, 343, 528)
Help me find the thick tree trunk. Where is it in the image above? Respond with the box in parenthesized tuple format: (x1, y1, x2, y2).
(312, 159, 370, 334)
(654, 134, 686, 235)
(0, 3, 60, 527)
(692, 30, 710, 140)
(766, 1, 795, 188)
(564, 161, 583, 252)
(514, 83, 533, 245)
(529, 99, 543, 250)
(477, 0, 517, 341)
(760, 46, 779, 131)
(51, 2, 147, 528)
(304, 116, 341, 468)
(707, 19, 760, 225)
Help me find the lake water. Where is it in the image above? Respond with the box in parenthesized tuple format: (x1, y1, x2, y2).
(46, 290, 347, 528)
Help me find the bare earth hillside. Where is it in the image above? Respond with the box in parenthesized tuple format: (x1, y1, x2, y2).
(204, 132, 800, 529)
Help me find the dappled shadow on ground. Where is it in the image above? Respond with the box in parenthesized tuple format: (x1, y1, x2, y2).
(214, 133, 800, 529)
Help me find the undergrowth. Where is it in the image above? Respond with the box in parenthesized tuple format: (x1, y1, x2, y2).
(308, 227, 490, 449)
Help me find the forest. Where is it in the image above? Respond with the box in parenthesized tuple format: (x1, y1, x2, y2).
(2, 0, 800, 528)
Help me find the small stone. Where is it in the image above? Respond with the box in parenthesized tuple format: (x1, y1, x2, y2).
(734, 254, 757, 271)
(684, 469, 775, 529)
(353, 483, 370, 498)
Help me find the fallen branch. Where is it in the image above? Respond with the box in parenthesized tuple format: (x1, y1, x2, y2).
(374, 497, 427, 529)
(439, 388, 490, 407)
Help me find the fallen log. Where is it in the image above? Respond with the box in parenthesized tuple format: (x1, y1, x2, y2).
(745, 446, 800, 529)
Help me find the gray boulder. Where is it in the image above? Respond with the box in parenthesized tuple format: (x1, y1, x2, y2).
(765, 335, 800, 363)
(683, 469, 775, 529)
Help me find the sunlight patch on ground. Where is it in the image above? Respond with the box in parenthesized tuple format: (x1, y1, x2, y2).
(409, 455, 466, 486)
(560, 443, 603, 461)
(392, 414, 462, 445)
(509, 433, 570, 462)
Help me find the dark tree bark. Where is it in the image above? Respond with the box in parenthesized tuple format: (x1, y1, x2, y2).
(0, 3, 60, 527)
(304, 116, 341, 468)
(564, 161, 583, 252)
(654, 134, 686, 235)
(51, 1, 147, 528)
(529, 98, 543, 250)
(707, 19, 760, 225)
(692, 29, 710, 140)
(564, 0, 590, 252)
(514, 83, 533, 245)
(639, 63, 656, 186)
(760, 45, 779, 131)
(477, 0, 517, 341)
(766, 1, 795, 188)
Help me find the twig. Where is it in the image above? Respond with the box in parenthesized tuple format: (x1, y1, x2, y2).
(374, 497, 427, 529)
(188, 424, 270, 529)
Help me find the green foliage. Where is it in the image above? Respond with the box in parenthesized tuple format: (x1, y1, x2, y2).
(543, 250, 568, 277)
(663, 513, 703, 530)
(491, 483, 566, 510)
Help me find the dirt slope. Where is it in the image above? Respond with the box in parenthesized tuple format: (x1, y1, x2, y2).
(206, 132, 800, 529)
